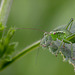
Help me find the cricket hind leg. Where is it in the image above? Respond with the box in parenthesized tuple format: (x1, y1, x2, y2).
(57, 40, 63, 54)
(66, 32, 75, 43)
(65, 18, 73, 31)
(66, 33, 75, 59)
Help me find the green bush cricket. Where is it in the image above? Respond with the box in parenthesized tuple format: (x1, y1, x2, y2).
(40, 18, 75, 71)
(40, 18, 75, 59)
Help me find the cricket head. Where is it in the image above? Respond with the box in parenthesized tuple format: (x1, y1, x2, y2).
(40, 31, 58, 54)
(40, 32, 52, 47)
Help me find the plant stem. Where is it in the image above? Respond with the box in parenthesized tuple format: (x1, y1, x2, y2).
(0, 0, 13, 25)
(0, 40, 40, 71)
(0, 0, 40, 71)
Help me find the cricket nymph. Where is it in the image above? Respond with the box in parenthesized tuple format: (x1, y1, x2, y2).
(40, 18, 75, 71)
(41, 18, 75, 60)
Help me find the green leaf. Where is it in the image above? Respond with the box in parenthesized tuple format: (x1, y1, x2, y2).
(0, 27, 17, 63)
(6, 42, 18, 55)
(0, 23, 5, 39)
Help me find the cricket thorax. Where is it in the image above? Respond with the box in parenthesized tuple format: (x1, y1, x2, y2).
(50, 31, 66, 41)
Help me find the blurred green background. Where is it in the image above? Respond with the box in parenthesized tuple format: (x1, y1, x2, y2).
(0, 0, 75, 75)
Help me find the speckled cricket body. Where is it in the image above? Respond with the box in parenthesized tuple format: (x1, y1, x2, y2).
(40, 18, 75, 59)
(40, 18, 75, 71)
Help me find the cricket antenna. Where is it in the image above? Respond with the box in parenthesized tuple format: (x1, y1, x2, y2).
(0, 27, 47, 33)
(15, 28, 46, 33)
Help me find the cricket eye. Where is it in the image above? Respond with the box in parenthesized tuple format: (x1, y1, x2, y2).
(53, 32, 56, 35)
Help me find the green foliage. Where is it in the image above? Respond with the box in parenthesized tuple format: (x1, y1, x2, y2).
(0, 23, 4, 39)
(0, 23, 17, 69)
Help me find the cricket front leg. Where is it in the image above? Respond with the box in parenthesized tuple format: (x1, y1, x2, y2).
(57, 40, 63, 54)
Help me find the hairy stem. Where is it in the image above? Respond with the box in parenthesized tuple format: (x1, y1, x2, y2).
(0, 0, 13, 25)
(0, 40, 40, 71)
